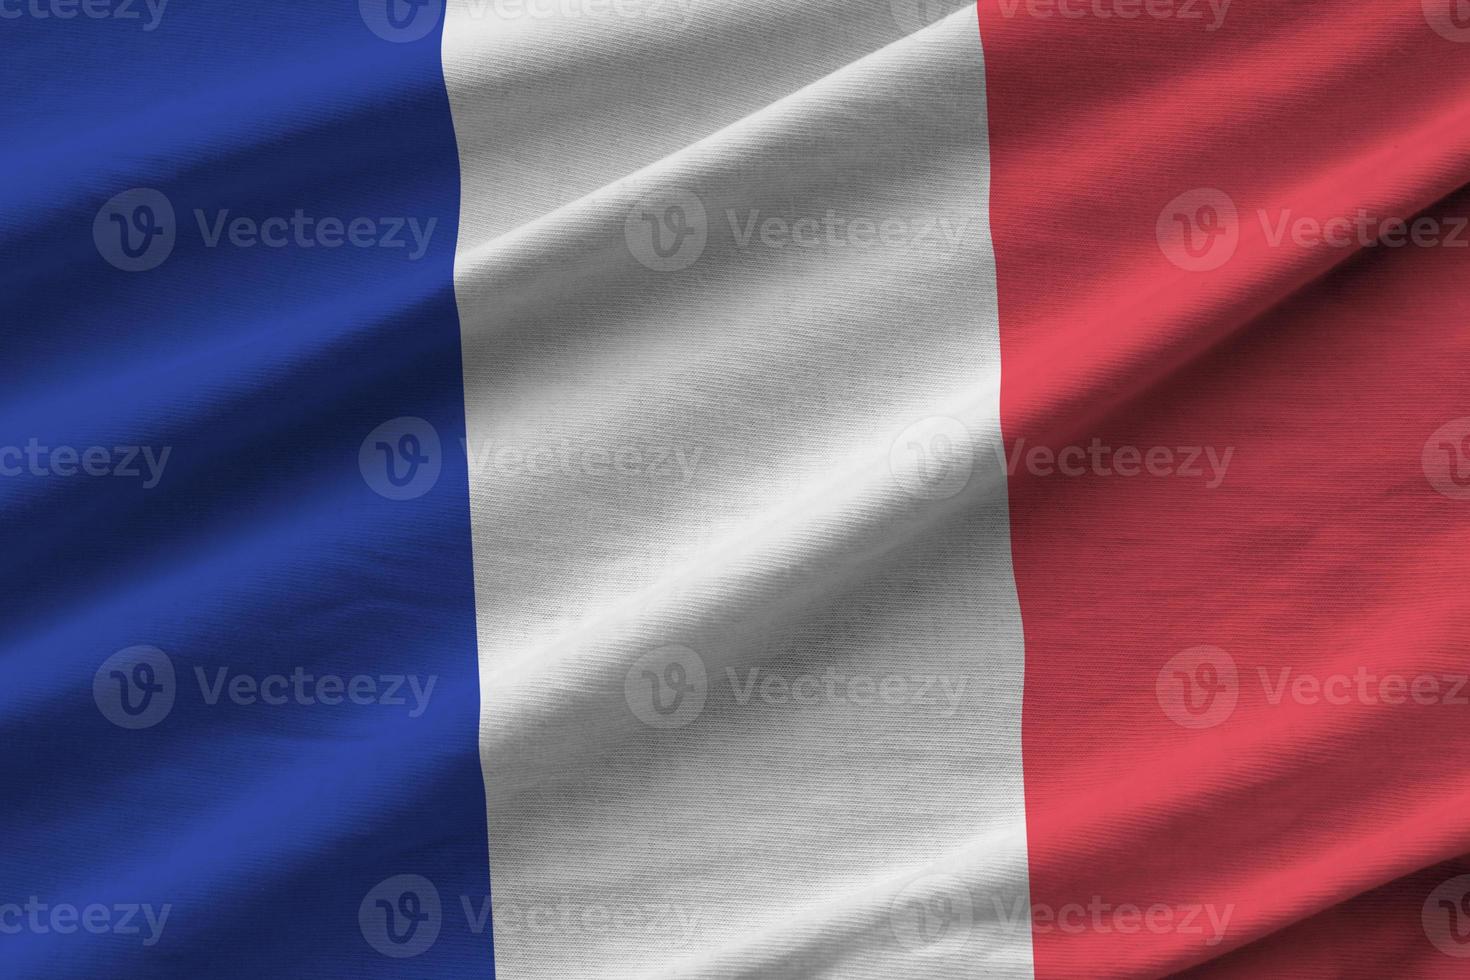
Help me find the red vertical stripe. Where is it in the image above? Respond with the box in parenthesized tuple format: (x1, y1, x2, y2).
(979, 1, 1470, 976)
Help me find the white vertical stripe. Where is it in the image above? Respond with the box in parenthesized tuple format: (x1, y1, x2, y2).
(443, 3, 1033, 977)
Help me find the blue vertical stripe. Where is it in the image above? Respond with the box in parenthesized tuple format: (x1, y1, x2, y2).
(0, 1, 492, 976)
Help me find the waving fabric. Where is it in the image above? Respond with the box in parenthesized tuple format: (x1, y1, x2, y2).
(4, 2, 1470, 978)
